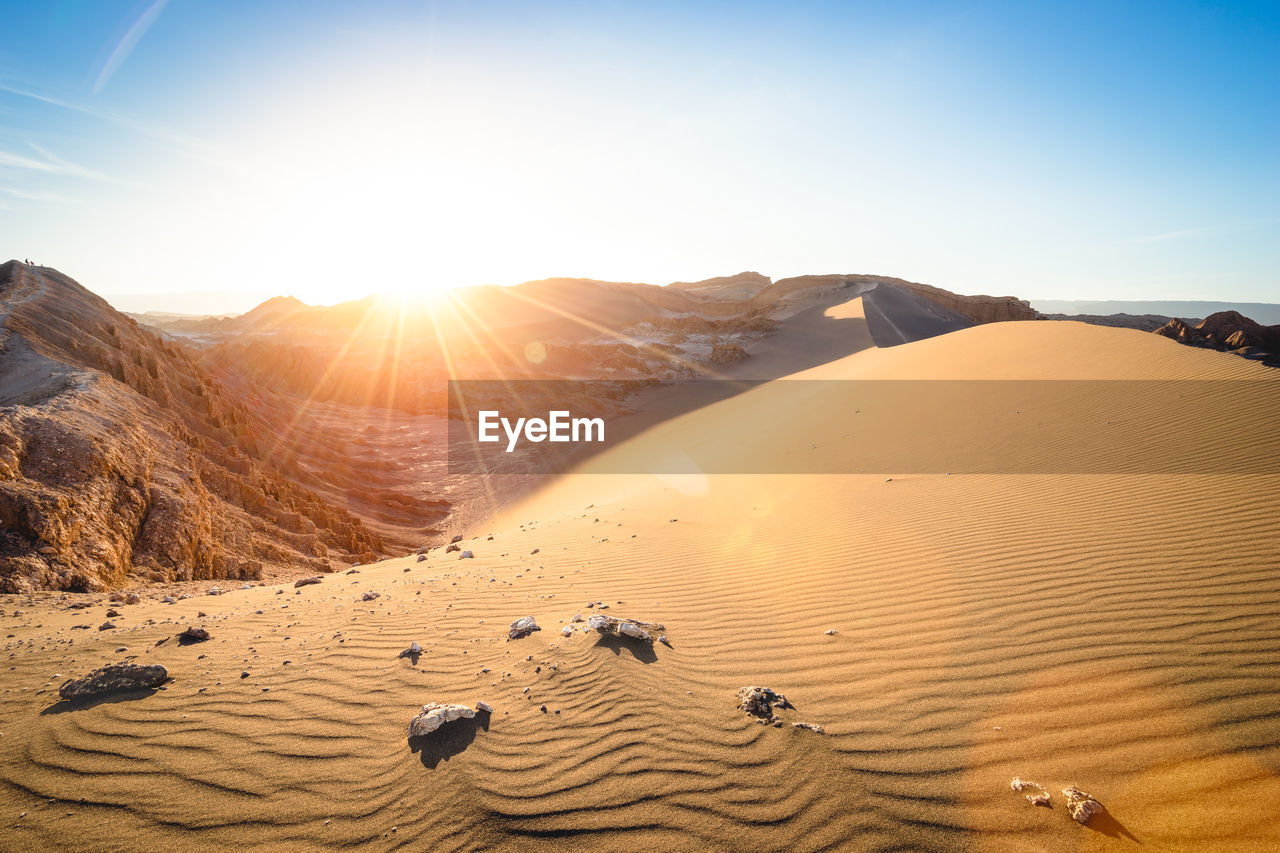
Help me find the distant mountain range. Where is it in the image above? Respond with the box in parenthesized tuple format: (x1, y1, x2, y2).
(1033, 299, 1280, 326)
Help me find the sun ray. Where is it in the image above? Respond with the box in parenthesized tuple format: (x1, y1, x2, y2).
(264, 296, 382, 471)
(422, 295, 502, 514)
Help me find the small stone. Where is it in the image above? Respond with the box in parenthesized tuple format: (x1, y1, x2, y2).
(1062, 786, 1103, 824)
(587, 614, 663, 642)
(362, 591, 380, 602)
(416, 554, 427, 562)
(240, 671, 250, 679)
(295, 577, 323, 588)
(177, 627, 210, 645)
(450, 534, 464, 544)
(124, 593, 140, 605)
(399, 642, 423, 659)
(458, 550, 474, 559)
(508, 616, 540, 640)
(98, 622, 115, 631)
(1010, 778, 1053, 808)
(824, 629, 838, 636)
(737, 686, 791, 722)
(105, 609, 120, 617)
(540, 704, 547, 713)
(792, 722, 826, 734)
(408, 702, 475, 737)
(445, 544, 460, 554)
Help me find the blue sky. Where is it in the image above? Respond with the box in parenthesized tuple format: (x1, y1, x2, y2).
(0, 0, 1277, 311)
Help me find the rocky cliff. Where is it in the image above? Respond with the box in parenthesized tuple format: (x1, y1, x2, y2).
(0, 261, 386, 592)
(1155, 311, 1280, 365)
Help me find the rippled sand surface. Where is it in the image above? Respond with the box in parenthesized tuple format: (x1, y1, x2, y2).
(2, 321, 1278, 851)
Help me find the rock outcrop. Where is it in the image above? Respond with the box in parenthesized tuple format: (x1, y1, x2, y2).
(897, 281, 1038, 324)
(1155, 311, 1280, 364)
(709, 344, 749, 364)
(0, 261, 385, 592)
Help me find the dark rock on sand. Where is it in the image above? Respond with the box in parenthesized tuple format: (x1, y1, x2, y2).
(177, 626, 210, 644)
(59, 663, 168, 700)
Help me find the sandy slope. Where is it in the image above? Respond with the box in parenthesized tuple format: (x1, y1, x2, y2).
(2, 317, 1278, 851)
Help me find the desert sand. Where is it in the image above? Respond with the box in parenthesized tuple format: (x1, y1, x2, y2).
(2, 311, 1279, 851)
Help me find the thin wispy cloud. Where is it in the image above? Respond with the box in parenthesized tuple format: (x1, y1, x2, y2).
(0, 185, 81, 204)
(94, 0, 171, 95)
(0, 82, 223, 165)
(1117, 218, 1279, 245)
(0, 146, 110, 182)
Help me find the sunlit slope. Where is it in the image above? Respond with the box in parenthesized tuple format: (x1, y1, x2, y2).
(484, 318, 1280, 849)
(2, 319, 1277, 852)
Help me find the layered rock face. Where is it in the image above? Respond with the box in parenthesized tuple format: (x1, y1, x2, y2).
(0, 261, 384, 592)
(895, 280, 1038, 324)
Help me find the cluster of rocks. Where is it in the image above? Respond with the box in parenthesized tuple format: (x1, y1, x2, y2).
(1155, 310, 1280, 365)
(1010, 778, 1104, 824)
(1010, 777, 1052, 807)
(737, 686, 792, 725)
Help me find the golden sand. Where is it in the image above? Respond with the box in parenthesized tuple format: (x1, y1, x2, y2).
(2, 316, 1278, 851)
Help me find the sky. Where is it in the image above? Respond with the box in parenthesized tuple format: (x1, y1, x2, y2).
(0, 0, 1277, 313)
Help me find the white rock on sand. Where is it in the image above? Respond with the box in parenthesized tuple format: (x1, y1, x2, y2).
(586, 614, 663, 642)
(509, 616, 540, 639)
(1062, 786, 1104, 823)
(408, 703, 476, 737)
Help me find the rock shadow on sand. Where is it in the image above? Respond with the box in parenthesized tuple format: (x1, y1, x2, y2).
(1085, 809, 1141, 843)
(41, 688, 162, 715)
(409, 709, 491, 769)
(592, 633, 659, 663)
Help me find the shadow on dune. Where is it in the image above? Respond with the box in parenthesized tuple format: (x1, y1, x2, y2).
(593, 633, 659, 664)
(408, 710, 491, 769)
(1087, 809, 1141, 843)
(40, 688, 162, 715)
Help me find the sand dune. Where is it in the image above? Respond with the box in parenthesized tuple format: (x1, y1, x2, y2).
(2, 318, 1278, 850)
